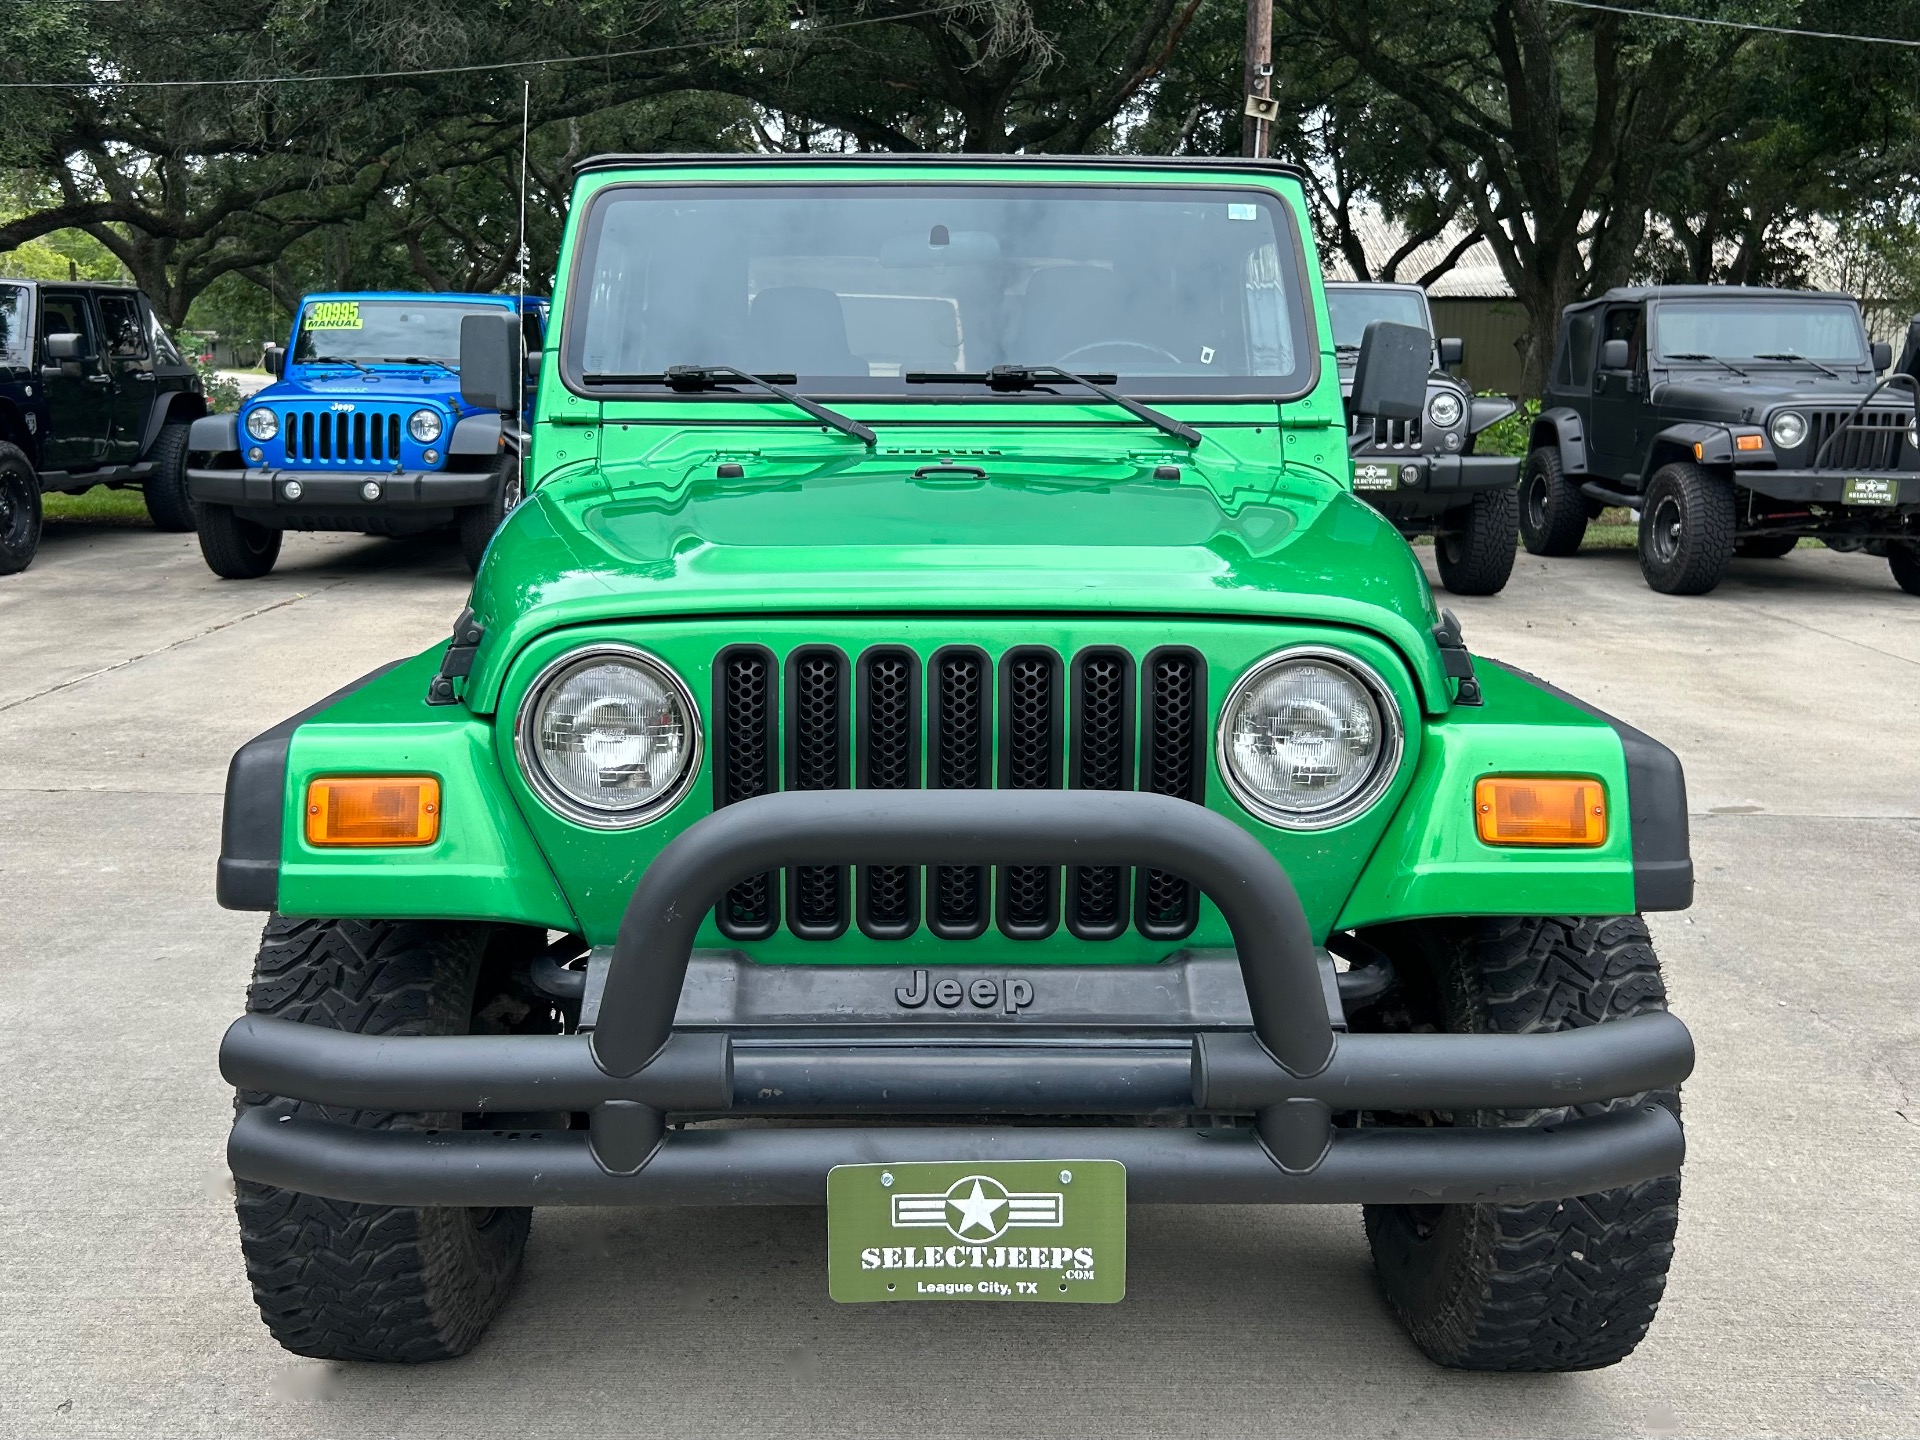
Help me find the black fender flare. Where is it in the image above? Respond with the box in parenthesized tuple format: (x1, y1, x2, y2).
(138, 386, 209, 459)
(1646, 421, 1739, 473)
(1528, 406, 1589, 474)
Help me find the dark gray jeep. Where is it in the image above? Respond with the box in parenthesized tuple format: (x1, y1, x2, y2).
(1523, 285, 1920, 596)
(1326, 281, 1520, 595)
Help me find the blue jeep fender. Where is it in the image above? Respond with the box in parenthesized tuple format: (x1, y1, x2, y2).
(1528, 408, 1589, 475)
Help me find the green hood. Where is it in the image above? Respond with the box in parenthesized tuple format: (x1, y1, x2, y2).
(462, 436, 1450, 714)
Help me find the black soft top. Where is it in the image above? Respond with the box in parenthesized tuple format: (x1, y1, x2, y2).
(1567, 284, 1858, 313)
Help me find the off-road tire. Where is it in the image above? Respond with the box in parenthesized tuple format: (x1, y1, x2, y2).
(1889, 541, 1920, 596)
(456, 451, 523, 574)
(141, 420, 196, 531)
(234, 917, 546, 1362)
(1638, 462, 1736, 595)
(1734, 534, 1798, 559)
(197, 503, 281, 579)
(1358, 915, 1681, 1372)
(0, 441, 43, 576)
(1434, 486, 1518, 595)
(1519, 446, 1587, 556)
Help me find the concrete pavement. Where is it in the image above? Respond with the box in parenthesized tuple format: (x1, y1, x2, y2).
(1, 519, 1915, 1439)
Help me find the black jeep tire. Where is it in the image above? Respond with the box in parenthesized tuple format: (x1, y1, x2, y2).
(1434, 486, 1518, 595)
(0, 440, 43, 576)
(141, 420, 196, 532)
(457, 451, 523, 574)
(1359, 915, 1681, 1372)
(1638, 462, 1736, 595)
(1518, 446, 1588, 556)
(196, 503, 282, 579)
(234, 917, 550, 1362)
(1734, 534, 1798, 559)
(1889, 541, 1920, 596)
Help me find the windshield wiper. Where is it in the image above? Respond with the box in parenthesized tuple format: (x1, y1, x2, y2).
(905, 364, 1202, 447)
(581, 365, 875, 446)
(311, 357, 376, 375)
(1665, 352, 1747, 378)
(397, 356, 458, 374)
(1755, 351, 1841, 379)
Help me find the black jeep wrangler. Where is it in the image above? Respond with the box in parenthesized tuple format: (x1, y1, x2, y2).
(1523, 285, 1920, 596)
(1326, 281, 1520, 595)
(0, 279, 208, 575)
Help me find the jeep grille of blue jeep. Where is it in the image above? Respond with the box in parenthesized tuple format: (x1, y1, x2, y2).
(279, 406, 409, 467)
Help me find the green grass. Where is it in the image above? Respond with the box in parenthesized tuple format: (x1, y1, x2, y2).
(40, 485, 153, 526)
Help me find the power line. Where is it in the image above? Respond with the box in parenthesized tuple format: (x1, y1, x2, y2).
(0, 3, 970, 89)
(1547, 0, 1920, 47)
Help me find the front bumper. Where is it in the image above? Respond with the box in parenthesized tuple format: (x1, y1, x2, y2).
(1354, 453, 1519, 513)
(221, 790, 1693, 1207)
(188, 466, 494, 511)
(1733, 467, 1920, 506)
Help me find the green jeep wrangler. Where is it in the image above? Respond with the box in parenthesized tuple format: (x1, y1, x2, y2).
(216, 156, 1694, 1372)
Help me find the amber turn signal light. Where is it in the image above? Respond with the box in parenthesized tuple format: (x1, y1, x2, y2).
(1474, 776, 1606, 847)
(305, 776, 441, 846)
(1735, 432, 1764, 451)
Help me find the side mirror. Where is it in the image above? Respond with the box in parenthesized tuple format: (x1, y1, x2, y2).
(1601, 338, 1631, 370)
(460, 313, 518, 413)
(46, 332, 85, 362)
(263, 344, 286, 379)
(1437, 336, 1464, 368)
(1870, 340, 1892, 373)
(1350, 320, 1430, 421)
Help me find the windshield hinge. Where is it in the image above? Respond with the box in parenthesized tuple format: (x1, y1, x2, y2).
(1433, 609, 1482, 706)
(426, 607, 486, 706)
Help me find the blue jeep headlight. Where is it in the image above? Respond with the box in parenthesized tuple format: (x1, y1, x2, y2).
(409, 408, 443, 443)
(245, 408, 278, 441)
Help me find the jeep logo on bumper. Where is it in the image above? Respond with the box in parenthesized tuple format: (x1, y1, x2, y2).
(895, 969, 1035, 1014)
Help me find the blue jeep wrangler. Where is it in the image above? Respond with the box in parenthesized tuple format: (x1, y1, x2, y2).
(187, 291, 545, 578)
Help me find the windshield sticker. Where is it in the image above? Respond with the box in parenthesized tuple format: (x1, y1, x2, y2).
(1227, 203, 1257, 220)
(305, 301, 362, 330)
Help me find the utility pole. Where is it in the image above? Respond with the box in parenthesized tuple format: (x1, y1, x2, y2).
(1241, 0, 1274, 158)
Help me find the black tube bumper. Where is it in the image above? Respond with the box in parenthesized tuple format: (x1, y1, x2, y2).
(221, 790, 1694, 1207)
(188, 466, 494, 511)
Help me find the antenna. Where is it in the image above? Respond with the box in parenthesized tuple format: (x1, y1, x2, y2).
(515, 77, 531, 411)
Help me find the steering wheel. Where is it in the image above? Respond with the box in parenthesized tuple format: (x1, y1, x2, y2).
(1053, 339, 1186, 370)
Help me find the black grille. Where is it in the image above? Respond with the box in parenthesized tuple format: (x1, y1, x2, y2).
(705, 640, 1210, 946)
(713, 646, 779, 939)
(927, 647, 991, 939)
(1352, 413, 1422, 449)
(785, 647, 848, 940)
(1137, 648, 1205, 939)
(282, 407, 403, 465)
(857, 648, 920, 939)
(1807, 408, 1912, 471)
(998, 648, 1061, 939)
(1066, 648, 1133, 939)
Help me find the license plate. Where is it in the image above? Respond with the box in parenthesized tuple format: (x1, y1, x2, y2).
(1353, 462, 1397, 491)
(1843, 476, 1899, 506)
(827, 1159, 1125, 1303)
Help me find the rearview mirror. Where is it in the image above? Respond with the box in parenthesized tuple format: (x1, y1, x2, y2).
(1437, 336, 1464, 368)
(46, 332, 86, 362)
(1870, 340, 1892, 373)
(460, 313, 518, 413)
(263, 344, 286, 379)
(1601, 338, 1631, 370)
(1350, 320, 1429, 421)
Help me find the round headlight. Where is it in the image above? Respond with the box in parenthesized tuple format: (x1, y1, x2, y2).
(409, 408, 443, 443)
(1218, 648, 1403, 829)
(1907, 416, 1918, 453)
(245, 407, 278, 441)
(1769, 410, 1807, 450)
(516, 647, 699, 826)
(1427, 391, 1465, 429)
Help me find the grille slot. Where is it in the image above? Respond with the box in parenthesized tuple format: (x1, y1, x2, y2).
(785, 647, 849, 940)
(1808, 408, 1911, 472)
(280, 408, 405, 466)
(1353, 413, 1422, 449)
(997, 647, 1062, 940)
(713, 645, 779, 940)
(927, 646, 991, 939)
(857, 647, 921, 940)
(1066, 648, 1134, 940)
(1137, 648, 1206, 939)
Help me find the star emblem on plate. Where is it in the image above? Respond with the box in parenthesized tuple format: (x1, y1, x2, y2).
(944, 1177, 1011, 1240)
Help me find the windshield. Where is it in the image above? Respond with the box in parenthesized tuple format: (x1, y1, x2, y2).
(292, 299, 506, 366)
(1653, 300, 1867, 364)
(565, 183, 1316, 396)
(0, 284, 27, 367)
(1326, 287, 1430, 350)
